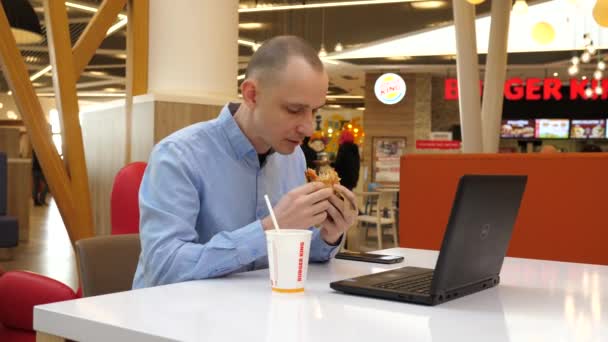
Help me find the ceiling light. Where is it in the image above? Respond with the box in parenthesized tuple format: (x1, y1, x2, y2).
(593, 70, 603, 80)
(356, 107, 365, 111)
(31, 82, 44, 87)
(465, 0, 485, 5)
(411, 1, 447, 9)
(531, 22, 555, 45)
(326, 95, 364, 99)
(2, 0, 44, 44)
(598, 60, 606, 71)
(595, 86, 604, 95)
(593, 0, 608, 27)
(30, 65, 52, 81)
(319, 45, 328, 57)
(237, 74, 245, 80)
(107, 18, 128, 35)
(89, 71, 107, 76)
(103, 87, 121, 92)
(6, 110, 18, 120)
(512, 0, 528, 15)
(321, 57, 339, 65)
(65, 1, 127, 20)
(0, 102, 3, 109)
(568, 65, 579, 76)
(239, 22, 265, 30)
(386, 56, 411, 61)
(7, 90, 12, 95)
(115, 53, 127, 59)
(327, 104, 341, 108)
(239, 0, 417, 13)
(553, 72, 559, 77)
(581, 52, 591, 63)
(334, 42, 343, 52)
(24, 55, 40, 63)
(571, 56, 580, 65)
(36, 92, 126, 98)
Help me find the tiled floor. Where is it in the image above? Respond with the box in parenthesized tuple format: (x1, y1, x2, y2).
(0, 198, 78, 290)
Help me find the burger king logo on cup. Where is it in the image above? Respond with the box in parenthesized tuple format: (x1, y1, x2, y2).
(374, 73, 406, 105)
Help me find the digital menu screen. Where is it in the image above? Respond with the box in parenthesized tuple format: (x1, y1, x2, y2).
(570, 119, 606, 139)
(535, 119, 570, 139)
(500, 119, 535, 138)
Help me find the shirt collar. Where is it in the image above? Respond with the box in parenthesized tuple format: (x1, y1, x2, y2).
(219, 103, 269, 161)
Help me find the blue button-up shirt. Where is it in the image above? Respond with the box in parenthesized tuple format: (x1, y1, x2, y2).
(133, 104, 339, 288)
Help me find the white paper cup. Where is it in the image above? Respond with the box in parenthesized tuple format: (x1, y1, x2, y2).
(265, 229, 312, 293)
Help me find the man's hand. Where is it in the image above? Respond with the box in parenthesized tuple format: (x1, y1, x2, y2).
(262, 182, 333, 230)
(320, 184, 358, 245)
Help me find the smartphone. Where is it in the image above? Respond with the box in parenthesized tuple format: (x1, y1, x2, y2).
(335, 251, 404, 264)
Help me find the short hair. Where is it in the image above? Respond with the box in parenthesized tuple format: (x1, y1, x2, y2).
(245, 35, 324, 86)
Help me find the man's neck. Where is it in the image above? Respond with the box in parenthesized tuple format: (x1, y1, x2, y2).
(233, 104, 271, 154)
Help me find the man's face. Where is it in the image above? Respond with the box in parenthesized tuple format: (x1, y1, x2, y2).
(252, 57, 328, 155)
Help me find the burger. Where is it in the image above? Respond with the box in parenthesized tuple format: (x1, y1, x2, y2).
(305, 168, 340, 187)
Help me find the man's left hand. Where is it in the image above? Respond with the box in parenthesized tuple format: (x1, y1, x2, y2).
(320, 184, 358, 245)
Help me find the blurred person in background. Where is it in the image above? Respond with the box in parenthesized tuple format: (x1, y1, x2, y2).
(333, 130, 360, 191)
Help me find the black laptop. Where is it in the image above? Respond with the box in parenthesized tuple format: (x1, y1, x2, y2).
(330, 175, 527, 306)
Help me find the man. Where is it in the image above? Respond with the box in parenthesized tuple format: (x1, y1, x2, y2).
(133, 36, 357, 288)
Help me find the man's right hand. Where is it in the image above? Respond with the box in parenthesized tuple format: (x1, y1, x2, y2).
(262, 182, 333, 230)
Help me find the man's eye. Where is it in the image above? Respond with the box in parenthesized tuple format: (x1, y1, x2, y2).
(287, 107, 301, 114)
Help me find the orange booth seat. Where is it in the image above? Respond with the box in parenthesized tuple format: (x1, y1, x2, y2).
(398, 153, 608, 266)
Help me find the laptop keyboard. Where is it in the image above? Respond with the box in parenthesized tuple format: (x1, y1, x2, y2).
(373, 271, 434, 294)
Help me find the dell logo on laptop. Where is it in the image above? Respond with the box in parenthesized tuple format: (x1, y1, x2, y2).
(480, 224, 491, 240)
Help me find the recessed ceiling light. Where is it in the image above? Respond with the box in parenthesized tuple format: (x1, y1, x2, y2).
(89, 71, 107, 76)
(386, 56, 411, 61)
(411, 1, 447, 9)
(103, 87, 121, 92)
(239, 0, 416, 12)
(238, 22, 266, 30)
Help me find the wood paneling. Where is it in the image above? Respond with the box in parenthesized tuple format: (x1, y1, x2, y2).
(36, 332, 66, 342)
(154, 101, 221, 142)
(0, 126, 20, 158)
(7, 158, 31, 241)
(81, 99, 220, 235)
(363, 73, 418, 182)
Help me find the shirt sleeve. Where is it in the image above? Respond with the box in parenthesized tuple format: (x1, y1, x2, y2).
(137, 143, 268, 287)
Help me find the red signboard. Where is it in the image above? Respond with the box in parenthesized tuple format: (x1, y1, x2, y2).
(444, 78, 608, 101)
(416, 140, 461, 150)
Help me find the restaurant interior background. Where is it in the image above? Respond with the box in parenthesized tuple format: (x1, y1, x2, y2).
(2, 0, 607, 182)
(0, 0, 607, 252)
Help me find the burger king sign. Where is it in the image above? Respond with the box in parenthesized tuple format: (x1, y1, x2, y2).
(374, 73, 406, 105)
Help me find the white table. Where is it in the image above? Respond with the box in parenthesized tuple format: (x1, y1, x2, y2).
(34, 248, 608, 342)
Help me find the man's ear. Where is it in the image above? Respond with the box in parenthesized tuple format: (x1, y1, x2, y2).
(240, 79, 258, 109)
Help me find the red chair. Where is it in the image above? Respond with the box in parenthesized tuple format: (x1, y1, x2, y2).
(110, 162, 147, 235)
(0, 271, 78, 342)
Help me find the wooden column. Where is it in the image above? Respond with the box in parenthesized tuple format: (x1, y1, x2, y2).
(125, 0, 149, 164)
(44, 0, 94, 242)
(452, 0, 483, 153)
(481, 0, 512, 153)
